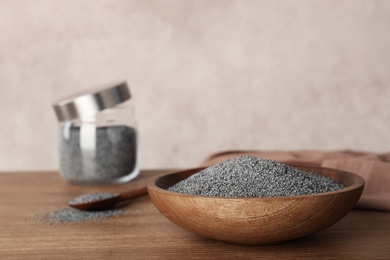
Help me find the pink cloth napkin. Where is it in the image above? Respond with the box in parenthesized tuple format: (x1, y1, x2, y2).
(201, 150, 390, 211)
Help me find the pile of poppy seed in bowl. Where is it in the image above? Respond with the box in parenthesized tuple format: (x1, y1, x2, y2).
(168, 156, 345, 197)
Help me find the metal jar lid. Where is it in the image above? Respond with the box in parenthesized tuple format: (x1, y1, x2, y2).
(53, 81, 131, 122)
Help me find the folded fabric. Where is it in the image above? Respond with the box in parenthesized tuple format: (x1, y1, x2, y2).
(201, 150, 390, 211)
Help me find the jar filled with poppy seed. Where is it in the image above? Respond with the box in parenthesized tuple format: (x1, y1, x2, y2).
(53, 81, 139, 184)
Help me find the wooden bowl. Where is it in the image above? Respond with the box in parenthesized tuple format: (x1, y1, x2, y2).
(147, 165, 365, 245)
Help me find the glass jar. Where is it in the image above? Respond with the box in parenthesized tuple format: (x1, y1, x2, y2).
(53, 82, 139, 184)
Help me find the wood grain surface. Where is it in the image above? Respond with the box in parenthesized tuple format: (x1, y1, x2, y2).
(0, 170, 389, 259)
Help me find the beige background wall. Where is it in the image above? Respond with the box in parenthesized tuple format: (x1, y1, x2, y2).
(0, 0, 389, 171)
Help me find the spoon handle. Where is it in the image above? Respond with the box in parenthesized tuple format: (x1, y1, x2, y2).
(117, 186, 148, 202)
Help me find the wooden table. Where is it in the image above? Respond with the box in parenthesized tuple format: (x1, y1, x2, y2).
(0, 170, 389, 259)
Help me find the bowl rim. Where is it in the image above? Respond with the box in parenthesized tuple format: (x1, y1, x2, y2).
(147, 164, 365, 200)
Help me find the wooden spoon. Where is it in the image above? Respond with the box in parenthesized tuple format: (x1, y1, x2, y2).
(68, 186, 148, 211)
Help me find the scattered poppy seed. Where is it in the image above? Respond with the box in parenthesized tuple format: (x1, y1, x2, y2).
(47, 208, 124, 223)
